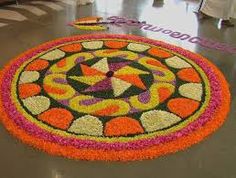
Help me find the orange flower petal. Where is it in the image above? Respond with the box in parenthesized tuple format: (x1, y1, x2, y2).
(104, 41, 128, 49)
(43, 84, 66, 95)
(167, 98, 200, 118)
(25, 59, 49, 71)
(60, 43, 82, 52)
(148, 47, 173, 58)
(146, 59, 167, 68)
(104, 117, 144, 136)
(18, 83, 41, 99)
(93, 105, 120, 116)
(38, 108, 73, 130)
(158, 87, 173, 103)
(80, 64, 104, 76)
(56, 58, 66, 68)
(177, 68, 201, 83)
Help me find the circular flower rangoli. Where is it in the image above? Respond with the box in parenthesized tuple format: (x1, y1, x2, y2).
(0, 34, 230, 161)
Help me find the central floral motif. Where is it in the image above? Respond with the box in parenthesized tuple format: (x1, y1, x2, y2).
(41, 50, 177, 118)
(67, 57, 153, 98)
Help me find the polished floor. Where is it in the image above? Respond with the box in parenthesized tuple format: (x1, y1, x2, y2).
(0, 0, 236, 178)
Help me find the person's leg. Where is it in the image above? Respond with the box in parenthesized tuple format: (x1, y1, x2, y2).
(195, 0, 211, 20)
(221, 19, 234, 27)
(198, 0, 204, 12)
(221, 0, 235, 27)
(197, 11, 211, 20)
